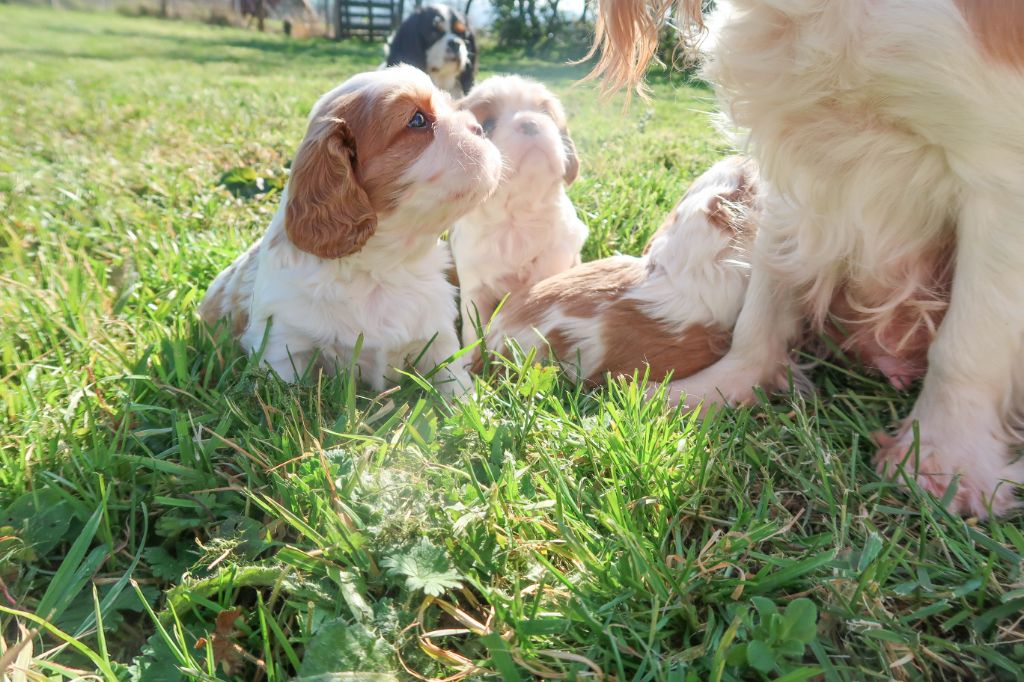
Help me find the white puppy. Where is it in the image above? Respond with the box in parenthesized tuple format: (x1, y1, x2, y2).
(199, 67, 501, 394)
(483, 156, 757, 385)
(450, 75, 588, 344)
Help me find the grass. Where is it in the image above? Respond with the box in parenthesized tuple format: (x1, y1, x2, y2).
(1, 5, 1023, 680)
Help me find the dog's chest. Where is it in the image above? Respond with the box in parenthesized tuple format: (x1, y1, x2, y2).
(428, 61, 462, 96)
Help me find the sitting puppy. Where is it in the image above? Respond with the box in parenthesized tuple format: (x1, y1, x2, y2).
(385, 4, 477, 98)
(450, 75, 588, 344)
(482, 156, 758, 386)
(199, 66, 501, 394)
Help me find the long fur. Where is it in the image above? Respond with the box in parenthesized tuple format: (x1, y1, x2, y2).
(589, 0, 1024, 517)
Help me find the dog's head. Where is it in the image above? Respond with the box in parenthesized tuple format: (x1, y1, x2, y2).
(644, 156, 760, 264)
(458, 75, 579, 192)
(284, 66, 501, 259)
(387, 5, 477, 95)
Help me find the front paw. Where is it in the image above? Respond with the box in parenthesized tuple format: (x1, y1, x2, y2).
(645, 355, 791, 414)
(873, 423, 1022, 518)
(647, 371, 755, 414)
(432, 365, 476, 401)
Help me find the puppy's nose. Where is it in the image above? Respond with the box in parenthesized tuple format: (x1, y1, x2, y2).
(467, 121, 484, 137)
(517, 119, 539, 136)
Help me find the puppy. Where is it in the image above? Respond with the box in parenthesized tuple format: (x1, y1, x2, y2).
(589, 0, 1024, 515)
(450, 75, 588, 344)
(199, 66, 501, 395)
(483, 156, 757, 385)
(385, 4, 477, 98)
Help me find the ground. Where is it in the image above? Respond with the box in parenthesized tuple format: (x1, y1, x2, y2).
(1, 5, 1023, 681)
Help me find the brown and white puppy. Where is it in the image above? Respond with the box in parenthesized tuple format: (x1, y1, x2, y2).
(482, 156, 758, 385)
(450, 75, 588, 345)
(199, 66, 501, 394)
(588, 0, 1024, 517)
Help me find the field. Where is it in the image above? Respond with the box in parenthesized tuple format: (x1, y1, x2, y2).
(2, 5, 1023, 680)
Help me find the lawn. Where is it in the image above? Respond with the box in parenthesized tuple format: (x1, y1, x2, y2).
(1, 5, 1023, 680)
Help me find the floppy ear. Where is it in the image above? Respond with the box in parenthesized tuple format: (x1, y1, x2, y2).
(386, 15, 427, 70)
(459, 27, 477, 95)
(560, 127, 580, 185)
(285, 116, 376, 259)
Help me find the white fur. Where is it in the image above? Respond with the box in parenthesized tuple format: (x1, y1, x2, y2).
(203, 67, 502, 395)
(489, 157, 755, 382)
(450, 75, 589, 344)
(656, 0, 1024, 516)
(424, 30, 469, 96)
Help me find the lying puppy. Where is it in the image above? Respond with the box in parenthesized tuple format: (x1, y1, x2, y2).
(482, 156, 758, 385)
(450, 75, 588, 344)
(199, 66, 501, 394)
(385, 4, 477, 98)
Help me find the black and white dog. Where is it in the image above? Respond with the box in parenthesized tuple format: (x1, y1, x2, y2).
(385, 4, 477, 98)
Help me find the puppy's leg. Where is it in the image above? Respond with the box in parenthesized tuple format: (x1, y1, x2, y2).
(412, 330, 474, 397)
(246, 324, 317, 382)
(875, 187, 1024, 517)
(460, 287, 496, 346)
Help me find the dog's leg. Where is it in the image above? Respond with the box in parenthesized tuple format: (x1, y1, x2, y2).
(257, 334, 317, 383)
(657, 262, 800, 410)
(411, 330, 474, 397)
(460, 288, 495, 347)
(653, 197, 803, 411)
(875, 187, 1024, 517)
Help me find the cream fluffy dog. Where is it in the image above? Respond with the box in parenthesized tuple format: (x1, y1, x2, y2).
(590, 0, 1024, 515)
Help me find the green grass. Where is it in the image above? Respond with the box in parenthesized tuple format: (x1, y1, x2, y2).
(2, 5, 1023, 680)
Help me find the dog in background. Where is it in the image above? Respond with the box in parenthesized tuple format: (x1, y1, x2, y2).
(482, 156, 758, 385)
(199, 67, 501, 395)
(450, 75, 588, 344)
(385, 4, 477, 98)
(589, 0, 1024, 516)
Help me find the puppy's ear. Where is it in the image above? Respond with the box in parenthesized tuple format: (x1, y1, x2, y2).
(459, 28, 477, 95)
(286, 116, 376, 259)
(560, 127, 580, 185)
(386, 13, 427, 69)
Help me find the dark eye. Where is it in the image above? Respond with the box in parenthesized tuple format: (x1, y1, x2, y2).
(481, 118, 496, 135)
(408, 111, 428, 129)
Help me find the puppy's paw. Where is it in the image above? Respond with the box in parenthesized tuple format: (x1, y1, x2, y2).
(873, 423, 1023, 518)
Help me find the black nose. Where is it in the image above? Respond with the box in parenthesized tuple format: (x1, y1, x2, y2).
(448, 39, 461, 50)
(518, 120, 539, 136)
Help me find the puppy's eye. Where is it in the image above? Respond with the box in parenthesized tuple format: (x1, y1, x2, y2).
(481, 118, 496, 135)
(408, 111, 429, 129)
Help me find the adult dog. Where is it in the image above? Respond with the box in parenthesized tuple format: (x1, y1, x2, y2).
(588, 0, 1024, 516)
(385, 4, 477, 97)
